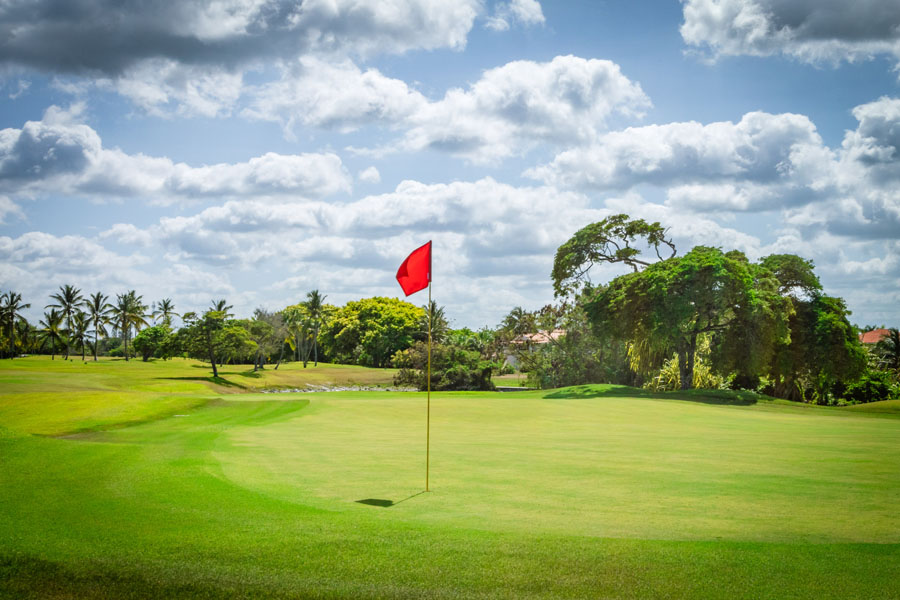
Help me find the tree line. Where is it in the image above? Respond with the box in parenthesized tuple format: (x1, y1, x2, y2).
(2, 216, 897, 403)
(0, 287, 507, 390)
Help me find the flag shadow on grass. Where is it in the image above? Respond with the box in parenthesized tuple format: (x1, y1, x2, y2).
(356, 491, 426, 508)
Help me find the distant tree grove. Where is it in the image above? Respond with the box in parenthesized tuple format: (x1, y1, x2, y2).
(0, 219, 897, 403)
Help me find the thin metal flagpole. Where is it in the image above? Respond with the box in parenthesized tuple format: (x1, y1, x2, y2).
(426, 281, 432, 492)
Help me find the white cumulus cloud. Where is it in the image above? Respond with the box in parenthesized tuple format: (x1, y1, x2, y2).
(398, 55, 650, 164)
(486, 0, 546, 31)
(681, 0, 900, 66)
(0, 106, 352, 203)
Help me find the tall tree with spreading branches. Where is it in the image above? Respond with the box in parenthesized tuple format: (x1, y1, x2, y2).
(552, 214, 675, 297)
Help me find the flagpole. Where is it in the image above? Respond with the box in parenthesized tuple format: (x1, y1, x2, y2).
(426, 281, 432, 492)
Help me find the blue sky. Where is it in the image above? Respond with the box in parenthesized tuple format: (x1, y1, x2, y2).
(1, 0, 899, 328)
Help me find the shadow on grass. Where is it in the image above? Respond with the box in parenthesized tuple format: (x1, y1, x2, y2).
(543, 384, 759, 406)
(0, 555, 229, 599)
(356, 491, 426, 508)
(188, 364, 264, 378)
(158, 375, 247, 389)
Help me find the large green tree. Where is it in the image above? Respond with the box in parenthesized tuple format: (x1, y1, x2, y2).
(585, 246, 785, 390)
(553, 217, 866, 398)
(320, 297, 423, 368)
(181, 310, 226, 377)
(768, 295, 867, 402)
(132, 324, 172, 362)
(759, 255, 867, 402)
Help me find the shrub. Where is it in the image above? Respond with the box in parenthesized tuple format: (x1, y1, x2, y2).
(393, 342, 496, 391)
(836, 371, 899, 404)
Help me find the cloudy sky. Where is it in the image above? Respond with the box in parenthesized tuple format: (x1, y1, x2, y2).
(1, 0, 899, 328)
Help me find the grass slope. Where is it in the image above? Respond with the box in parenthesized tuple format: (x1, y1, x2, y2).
(1, 357, 899, 598)
(0, 356, 395, 435)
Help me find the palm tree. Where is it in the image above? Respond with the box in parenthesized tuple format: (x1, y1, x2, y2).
(500, 306, 536, 336)
(153, 298, 179, 327)
(70, 310, 90, 361)
(14, 318, 35, 356)
(46, 284, 84, 360)
(282, 305, 311, 366)
(210, 299, 234, 319)
(303, 290, 327, 367)
(875, 328, 900, 374)
(421, 300, 450, 344)
(85, 292, 113, 361)
(38, 309, 65, 360)
(110, 291, 149, 361)
(1, 291, 31, 359)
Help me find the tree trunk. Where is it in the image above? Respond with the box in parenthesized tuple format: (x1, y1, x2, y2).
(313, 326, 319, 366)
(275, 340, 285, 370)
(93, 330, 99, 361)
(206, 329, 218, 378)
(64, 317, 70, 360)
(678, 336, 697, 390)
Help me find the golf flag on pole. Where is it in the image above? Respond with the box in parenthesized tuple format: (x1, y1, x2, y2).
(396, 241, 431, 296)
(396, 240, 434, 492)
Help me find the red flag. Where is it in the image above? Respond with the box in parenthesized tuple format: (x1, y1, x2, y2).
(396, 241, 431, 296)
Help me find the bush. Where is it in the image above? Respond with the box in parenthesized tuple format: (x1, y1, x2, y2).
(393, 342, 496, 391)
(132, 325, 172, 362)
(836, 371, 899, 404)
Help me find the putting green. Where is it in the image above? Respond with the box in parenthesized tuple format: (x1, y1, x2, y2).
(213, 391, 900, 544)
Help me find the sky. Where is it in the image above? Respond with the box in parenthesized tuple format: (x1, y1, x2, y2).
(1, 0, 899, 329)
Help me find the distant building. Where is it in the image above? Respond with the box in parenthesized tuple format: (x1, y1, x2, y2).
(513, 329, 566, 345)
(504, 329, 566, 369)
(859, 328, 890, 344)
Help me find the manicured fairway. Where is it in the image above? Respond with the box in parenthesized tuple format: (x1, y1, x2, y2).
(1, 357, 899, 598)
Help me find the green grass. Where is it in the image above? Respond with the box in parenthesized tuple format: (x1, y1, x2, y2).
(0, 356, 395, 435)
(1, 357, 899, 598)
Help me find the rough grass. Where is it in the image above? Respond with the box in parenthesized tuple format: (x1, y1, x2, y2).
(1, 358, 899, 598)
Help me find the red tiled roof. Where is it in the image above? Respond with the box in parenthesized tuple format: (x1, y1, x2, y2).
(859, 328, 890, 344)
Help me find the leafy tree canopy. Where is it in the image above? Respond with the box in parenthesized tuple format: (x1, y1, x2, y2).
(552, 214, 675, 297)
(588, 245, 786, 389)
(320, 297, 423, 368)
